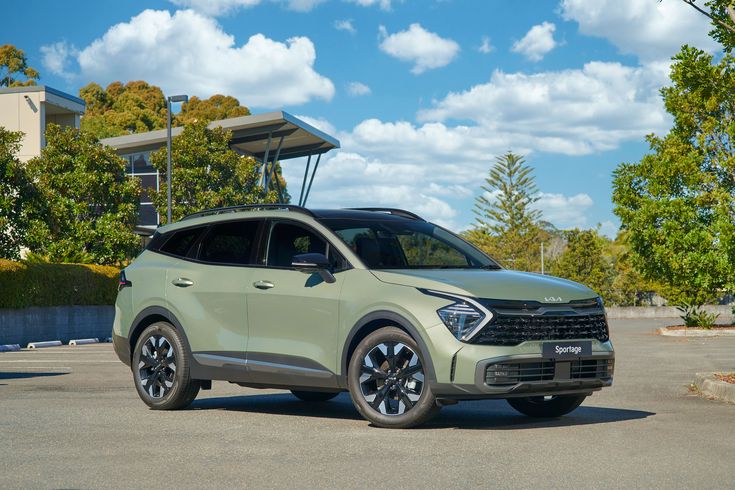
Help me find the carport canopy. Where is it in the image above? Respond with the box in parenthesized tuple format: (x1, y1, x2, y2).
(102, 111, 340, 206)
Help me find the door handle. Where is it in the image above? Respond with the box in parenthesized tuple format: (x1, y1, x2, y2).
(171, 277, 194, 288)
(253, 280, 275, 290)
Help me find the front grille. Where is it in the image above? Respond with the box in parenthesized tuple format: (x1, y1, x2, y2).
(485, 361, 555, 385)
(473, 311, 609, 346)
(485, 359, 613, 386)
(571, 359, 613, 379)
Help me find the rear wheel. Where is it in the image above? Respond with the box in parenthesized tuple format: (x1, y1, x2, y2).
(348, 327, 440, 428)
(506, 394, 587, 417)
(291, 390, 340, 402)
(132, 322, 200, 410)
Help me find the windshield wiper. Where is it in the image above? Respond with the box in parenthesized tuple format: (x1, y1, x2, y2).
(481, 264, 502, 270)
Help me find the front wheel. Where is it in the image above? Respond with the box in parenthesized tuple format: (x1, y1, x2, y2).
(132, 322, 200, 410)
(348, 327, 440, 428)
(506, 394, 587, 417)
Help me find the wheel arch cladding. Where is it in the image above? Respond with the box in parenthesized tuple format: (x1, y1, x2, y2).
(341, 310, 437, 387)
(129, 306, 191, 363)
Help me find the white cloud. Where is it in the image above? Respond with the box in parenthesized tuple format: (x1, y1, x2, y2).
(599, 220, 619, 239)
(560, 0, 718, 62)
(285, 0, 327, 12)
(378, 23, 460, 74)
(170, 0, 259, 15)
(347, 81, 371, 96)
(40, 41, 78, 79)
(49, 9, 333, 108)
(512, 21, 557, 61)
(169, 0, 325, 15)
(532, 192, 593, 229)
(348, 0, 393, 11)
(418, 61, 671, 155)
(478, 35, 494, 54)
(293, 114, 337, 136)
(334, 19, 356, 34)
(282, 151, 461, 228)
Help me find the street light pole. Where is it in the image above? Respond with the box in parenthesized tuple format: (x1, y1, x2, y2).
(166, 94, 188, 224)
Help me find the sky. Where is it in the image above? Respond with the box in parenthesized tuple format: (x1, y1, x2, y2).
(4, 0, 720, 234)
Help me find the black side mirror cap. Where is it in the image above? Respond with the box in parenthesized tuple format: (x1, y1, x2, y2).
(291, 253, 336, 283)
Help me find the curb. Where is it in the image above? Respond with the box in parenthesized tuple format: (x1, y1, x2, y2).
(69, 338, 99, 346)
(0, 344, 21, 352)
(693, 373, 735, 404)
(658, 327, 735, 337)
(26, 340, 63, 349)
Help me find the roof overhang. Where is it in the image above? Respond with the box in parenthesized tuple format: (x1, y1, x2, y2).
(100, 111, 340, 160)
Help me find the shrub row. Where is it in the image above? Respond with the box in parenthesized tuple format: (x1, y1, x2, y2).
(0, 259, 120, 309)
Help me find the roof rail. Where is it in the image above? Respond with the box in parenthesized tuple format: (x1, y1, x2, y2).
(181, 204, 315, 221)
(348, 207, 425, 221)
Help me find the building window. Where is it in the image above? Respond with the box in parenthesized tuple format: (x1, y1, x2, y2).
(123, 151, 159, 228)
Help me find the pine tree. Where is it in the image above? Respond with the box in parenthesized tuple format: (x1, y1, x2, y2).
(473, 152, 541, 235)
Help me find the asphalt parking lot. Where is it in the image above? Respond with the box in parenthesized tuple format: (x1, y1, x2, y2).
(1, 318, 734, 489)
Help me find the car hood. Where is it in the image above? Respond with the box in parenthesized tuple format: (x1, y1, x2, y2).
(371, 269, 597, 302)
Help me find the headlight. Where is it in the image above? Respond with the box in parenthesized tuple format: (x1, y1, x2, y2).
(421, 290, 493, 341)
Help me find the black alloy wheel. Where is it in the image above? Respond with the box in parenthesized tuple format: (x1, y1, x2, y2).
(132, 322, 200, 410)
(348, 327, 439, 428)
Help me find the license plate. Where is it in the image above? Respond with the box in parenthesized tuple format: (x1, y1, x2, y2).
(542, 341, 592, 359)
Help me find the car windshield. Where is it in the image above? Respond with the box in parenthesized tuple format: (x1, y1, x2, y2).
(320, 218, 501, 270)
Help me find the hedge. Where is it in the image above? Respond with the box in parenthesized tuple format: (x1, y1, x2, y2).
(0, 259, 120, 309)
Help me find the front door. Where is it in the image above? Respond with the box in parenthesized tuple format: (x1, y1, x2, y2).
(246, 220, 345, 388)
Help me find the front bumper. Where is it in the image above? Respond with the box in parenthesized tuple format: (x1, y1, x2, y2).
(431, 348, 614, 400)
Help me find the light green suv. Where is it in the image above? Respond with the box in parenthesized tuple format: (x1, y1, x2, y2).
(113, 205, 614, 428)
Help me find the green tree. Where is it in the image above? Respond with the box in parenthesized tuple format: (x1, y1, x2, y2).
(24, 125, 141, 265)
(467, 152, 543, 271)
(0, 44, 39, 87)
(175, 94, 250, 125)
(149, 123, 281, 223)
(612, 43, 735, 306)
(607, 231, 660, 306)
(0, 128, 36, 259)
(550, 229, 615, 301)
(79, 82, 253, 139)
(79, 81, 168, 138)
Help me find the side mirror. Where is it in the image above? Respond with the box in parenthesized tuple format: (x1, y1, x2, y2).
(291, 253, 336, 284)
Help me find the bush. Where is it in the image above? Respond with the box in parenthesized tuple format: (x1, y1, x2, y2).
(676, 302, 720, 329)
(0, 259, 119, 309)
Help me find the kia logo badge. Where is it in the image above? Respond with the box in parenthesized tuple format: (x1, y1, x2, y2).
(544, 297, 563, 302)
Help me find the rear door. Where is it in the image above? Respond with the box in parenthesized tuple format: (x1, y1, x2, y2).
(245, 219, 346, 387)
(164, 219, 262, 371)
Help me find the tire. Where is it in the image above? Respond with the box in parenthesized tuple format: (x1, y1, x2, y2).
(132, 322, 200, 410)
(348, 327, 440, 429)
(291, 390, 340, 402)
(506, 394, 587, 418)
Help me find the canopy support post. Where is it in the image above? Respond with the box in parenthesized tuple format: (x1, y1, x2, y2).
(298, 154, 312, 207)
(267, 136, 286, 203)
(260, 131, 273, 195)
(301, 153, 321, 207)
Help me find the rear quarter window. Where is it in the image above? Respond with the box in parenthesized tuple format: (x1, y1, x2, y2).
(159, 227, 205, 258)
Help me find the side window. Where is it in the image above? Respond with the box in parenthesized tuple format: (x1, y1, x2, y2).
(160, 227, 205, 258)
(266, 222, 346, 270)
(199, 220, 260, 265)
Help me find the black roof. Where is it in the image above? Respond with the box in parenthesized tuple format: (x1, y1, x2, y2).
(179, 204, 424, 224)
(312, 208, 424, 221)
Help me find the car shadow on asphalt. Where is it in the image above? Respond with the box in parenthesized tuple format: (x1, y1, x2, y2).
(190, 392, 655, 429)
(0, 372, 69, 380)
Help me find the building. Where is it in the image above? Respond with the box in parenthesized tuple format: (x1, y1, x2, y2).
(101, 111, 340, 233)
(0, 85, 85, 161)
(0, 86, 340, 234)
